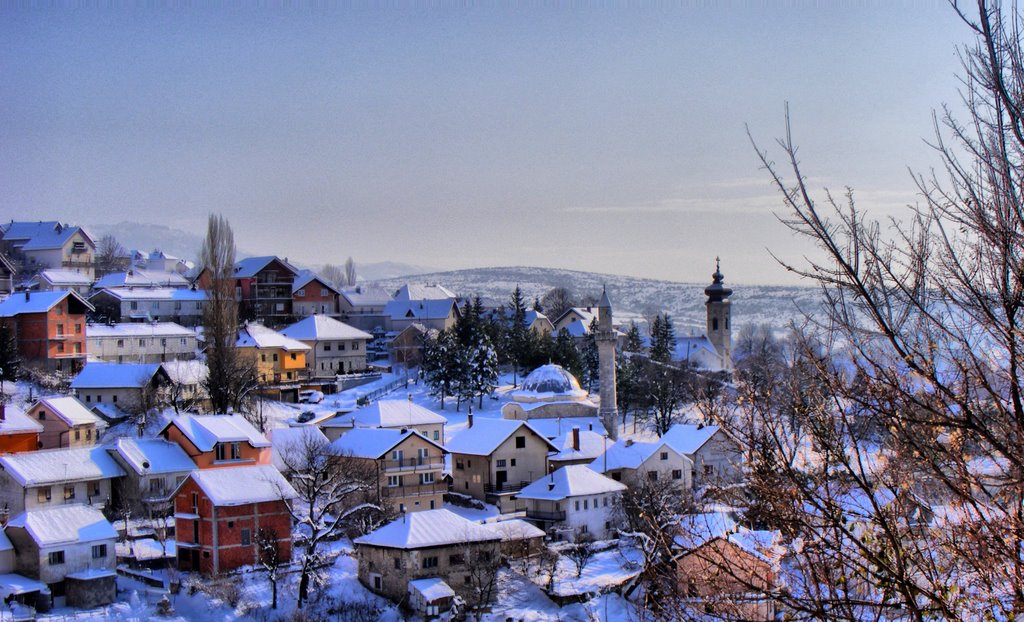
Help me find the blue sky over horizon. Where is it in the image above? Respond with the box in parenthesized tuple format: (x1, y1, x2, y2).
(1, 3, 967, 284)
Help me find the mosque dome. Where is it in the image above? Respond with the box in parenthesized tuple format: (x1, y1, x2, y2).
(511, 364, 589, 403)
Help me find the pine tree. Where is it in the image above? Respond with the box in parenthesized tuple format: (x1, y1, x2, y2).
(422, 329, 461, 409)
(581, 318, 600, 391)
(0, 320, 20, 396)
(507, 286, 530, 387)
(649, 314, 675, 363)
(624, 321, 644, 353)
(551, 328, 583, 380)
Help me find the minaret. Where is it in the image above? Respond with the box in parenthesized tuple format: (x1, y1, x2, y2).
(704, 258, 734, 371)
(596, 286, 618, 439)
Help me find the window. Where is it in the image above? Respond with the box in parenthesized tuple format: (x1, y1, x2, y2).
(394, 557, 401, 569)
(272, 353, 278, 362)
(433, 430, 440, 441)
(352, 342, 360, 351)
(575, 500, 580, 511)
(455, 460, 464, 470)
(91, 482, 100, 497)
(74, 429, 80, 441)
(418, 448, 428, 459)
(290, 353, 297, 361)
(449, 553, 464, 566)
(321, 288, 329, 297)
(391, 450, 403, 461)
(161, 338, 167, 347)
(579, 525, 588, 534)
(261, 353, 267, 362)
(37, 411, 45, 420)
(56, 324, 64, 337)
(420, 472, 434, 485)
(48, 551, 65, 565)
(149, 478, 164, 493)
(704, 465, 713, 476)
(603, 496, 609, 507)
(323, 343, 331, 351)
(713, 318, 719, 331)
(660, 452, 669, 461)
(191, 491, 199, 512)
(241, 528, 251, 546)
(231, 442, 241, 460)
(387, 475, 401, 488)
(215, 444, 226, 461)
(338, 343, 345, 351)
(422, 556, 438, 569)
(515, 435, 526, 449)
(91, 544, 107, 559)
(672, 469, 683, 480)
(496, 459, 506, 468)
(139, 339, 146, 347)
(647, 471, 658, 481)
(75, 323, 81, 334)
(583, 499, 588, 510)
(296, 288, 305, 297)
(85, 395, 91, 403)
(73, 342, 81, 354)
(96, 395, 102, 402)
(130, 301, 138, 310)
(37, 487, 51, 503)
(180, 338, 187, 345)
(57, 342, 64, 353)
(64, 485, 75, 500)
(113, 395, 118, 403)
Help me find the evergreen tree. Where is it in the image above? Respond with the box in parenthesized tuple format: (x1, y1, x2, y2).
(551, 328, 583, 380)
(580, 318, 600, 391)
(624, 321, 644, 353)
(465, 334, 499, 409)
(0, 320, 20, 395)
(422, 329, 462, 409)
(649, 313, 676, 363)
(615, 354, 639, 430)
(507, 286, 530, 387)
(532, 297, 543, 312)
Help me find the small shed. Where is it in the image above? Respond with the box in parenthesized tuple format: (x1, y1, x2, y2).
(407, 577, 455, 618)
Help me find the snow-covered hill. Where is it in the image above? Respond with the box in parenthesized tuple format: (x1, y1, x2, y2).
(372, 266, 820, 333)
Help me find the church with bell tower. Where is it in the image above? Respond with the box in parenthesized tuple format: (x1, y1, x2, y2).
(704, 258, 733, 371)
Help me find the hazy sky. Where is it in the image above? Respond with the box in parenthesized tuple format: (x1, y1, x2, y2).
(1, 3, 968, 285)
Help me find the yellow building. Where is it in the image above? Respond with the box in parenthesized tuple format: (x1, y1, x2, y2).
(236, 322, 311, 402)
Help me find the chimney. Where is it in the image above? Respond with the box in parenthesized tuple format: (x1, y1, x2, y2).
(572, 426, 580, 452)
(467, 413, 473, 429)
(625, 439, 634, 447)
(0, 402, 5, 421)
(23, 289, 29, 301)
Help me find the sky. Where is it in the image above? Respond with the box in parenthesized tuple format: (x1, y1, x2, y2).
(0, 2, 969, 285)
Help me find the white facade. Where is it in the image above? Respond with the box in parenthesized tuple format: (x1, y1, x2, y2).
(86, 322, 198, 363)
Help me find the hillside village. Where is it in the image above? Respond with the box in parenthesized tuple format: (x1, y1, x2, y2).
(0, 217, 776, 621)
(0, 212, 1016, 622)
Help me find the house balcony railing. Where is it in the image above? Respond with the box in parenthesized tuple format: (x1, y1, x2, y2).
(381, 482, 447, 498)
(382, 457, 445, 471)
(62, 259, 93, 269)
(525, 509, 566, 522)
(484, 481, 530, 495)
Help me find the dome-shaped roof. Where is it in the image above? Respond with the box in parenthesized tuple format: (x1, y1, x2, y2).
(512, 364, 589, 403)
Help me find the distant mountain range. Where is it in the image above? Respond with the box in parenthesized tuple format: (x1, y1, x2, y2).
(372, 266, 820, 333)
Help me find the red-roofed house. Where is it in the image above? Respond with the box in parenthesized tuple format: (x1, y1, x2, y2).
(173, 464, 296, 575)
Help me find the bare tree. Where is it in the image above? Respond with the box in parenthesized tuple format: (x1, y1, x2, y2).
(540, 286, 575, 320)
(255, 526, 284, 610)
(274, 432, 384, 608)
(320, 263, 345, 289)
(460, 536, 502, 618)
(343, 256, 357, 287)
(95, 234, 129, 277)
(696, 2, 1024, 619)
(566, 531, 596, 577)
(200, 214, 252, 414)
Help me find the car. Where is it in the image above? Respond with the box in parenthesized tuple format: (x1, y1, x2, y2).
(296, 411, 316, 424)
(298, 390, 324, 404)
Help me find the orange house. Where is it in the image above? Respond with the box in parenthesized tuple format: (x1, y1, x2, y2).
(160, 413, 271, 469)
(235, 322, 310, 402)
(195, 256, 298, 327)
(0, 290, 92, 373)
(0, 403, 43, 454)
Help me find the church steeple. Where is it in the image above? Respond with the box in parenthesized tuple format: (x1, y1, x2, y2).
(705, 258, 733, 371)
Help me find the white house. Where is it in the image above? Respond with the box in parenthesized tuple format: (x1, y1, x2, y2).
(516, 464, 626, 542)
(70, 362, 170, 412)
(590, 438, 694, 489)
(93, 268, 190, 290)
(279, 314, 372, 378)
(0, 446, 125, 516)
(108, 437, 196, 508)
(28, 269, 93, 295)
(661, 424, 744, 486)
(89, 287, 207, 327)
(86, 322, 198, 363)
(320, 399, 447, 443)
(4, 505, 118, 608)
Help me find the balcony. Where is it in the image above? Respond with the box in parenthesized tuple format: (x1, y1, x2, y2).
(382, 457, 445, 471)
(484, 481, 530, 495)
(526, 509, 566, 522)
(381, 482, 447, 498)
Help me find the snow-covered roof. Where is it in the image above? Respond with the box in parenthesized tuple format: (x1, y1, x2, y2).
(186, 465, 296, 505)
(661, 424, 722, 455)
(0, 446, 125, 486)
(34, 269, 92, 285)
(340, 285, 393, 306)
(269, 426, 330, 471)
(0, 573, 46, 596)
(392, 283, 456, 302)
(384, 299, 457, 321)
(2, 221, 66, 242)
(550, 429, 607, 463)
(31, 396, 100, 427)
(524, 417, 607, 439)
(337, 399, 447, 429)
(94, 269, 189, 289)
(592, 440, 655, 472)
(562, 318, 591, 338)
(236, 322, 310, 351)
(0, 405, 43, 435)
(92, 287, 206, 302)
(111, 438, 195, 475)
(445, 418, 556, 456)
(233, 256, 297, 279)
(674, 511, 739, 550)
(517, 464, 625, 501)
(161, 360, 208, 385)
(554, 307, 596, 327)
(523, 309, 550, 327)
(408, 577, 455, 602)
(673, 335, 718, 360)
(292, 270, 339, 295)
(511, 364, 588, 402)
(70, 362, 164, 390)
(6, 221, 91, 251)
(330, 428, 445, 459)
(0, 290, 94, 316)
(483, 519, 545, 541)
(280, 315, 372, 342)
(162, 413, 271, 452)
(6, 505, 116, 547)
(86, 322, 195, 339)
(354, 509, 500, 549)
